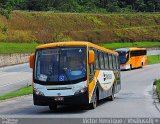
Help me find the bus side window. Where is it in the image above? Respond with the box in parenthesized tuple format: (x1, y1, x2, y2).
(102, 53, 105, 69)
(118, 56, 121, 69)
(107, 54, 110, 70)
(104, 53, 109, 69)
(109, 54, 112, 70)
(131, 50, 143, 57)
(115, 56, 117, 70)
(130, 51, 132, 57)
(99, 52, 105, 69)
(131, 51, 135, 57)
(142, 50, 147, 55)
(112, 55, 115, 70)
(95, 50, 100, 69)
(115, 56, 118, 70)
(112, 55, 116, 70)
(116, 56, 119, 70)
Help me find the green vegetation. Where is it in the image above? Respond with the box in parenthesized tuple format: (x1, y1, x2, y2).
(0, 11, 160, 43)
(156, 80, 160, 100)
(101, 42, 160, 49)
(148, 55, 160, 65)
(0, 41, 159, 54)
(0, 86, 32, 101)
(0, 0, 25, 18)
(0, 42, 39, 54)
(1, 0, 160, 13)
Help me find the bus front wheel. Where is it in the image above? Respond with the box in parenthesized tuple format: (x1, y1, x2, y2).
(129, 64, 132, 70)
(89, 92, 97, 109)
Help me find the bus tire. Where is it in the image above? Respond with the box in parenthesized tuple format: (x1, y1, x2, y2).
(89, 91, 97, 109)
(108, 86, 115, 101)
(130, 64, 132, 70)
(141, 62, 143, 68)
(49, 104, 57, 111)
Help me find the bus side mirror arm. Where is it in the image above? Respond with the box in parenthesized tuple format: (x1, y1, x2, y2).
(89, 50, 95, 64)
(29, 54, 35, 69)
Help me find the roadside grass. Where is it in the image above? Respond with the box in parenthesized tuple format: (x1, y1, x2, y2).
(0, 86, 32, 101)
(0, 42, 40, 54)
(101, 42, 160, 49)
(148, 55, 160, 65)
(156, 80, 160, 100)
(0, 41, 159, 54)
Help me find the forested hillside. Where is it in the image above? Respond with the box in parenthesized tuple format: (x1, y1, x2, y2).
(0, 1, 160, 44)
(0, 11, 159, 43)
(0, 0, 160, 14)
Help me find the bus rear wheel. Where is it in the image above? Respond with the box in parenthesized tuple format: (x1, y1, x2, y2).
(49, 104, 57, 111)
(141, 62, 144, 68)
(108, 86, 115, 101)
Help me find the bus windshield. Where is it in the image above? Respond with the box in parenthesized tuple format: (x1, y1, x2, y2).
(34, 47, 86, 84)
(117, 51, 129, 64)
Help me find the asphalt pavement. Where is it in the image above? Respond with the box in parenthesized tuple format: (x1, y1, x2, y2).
(0, 63, 32, 95)
(0, 64, 160, 118)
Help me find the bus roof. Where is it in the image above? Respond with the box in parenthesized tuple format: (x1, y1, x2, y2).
(116, 47, 146, 52)
(36, 41, 118, 55)
(130, 47, 146, 51)
(115, 48, 130, 52)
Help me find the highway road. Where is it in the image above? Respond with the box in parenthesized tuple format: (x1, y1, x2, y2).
(0, 64, 160, 118)
(0, 64, 32, 95)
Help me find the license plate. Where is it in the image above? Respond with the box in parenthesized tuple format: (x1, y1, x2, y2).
(54, 97, 64, 101)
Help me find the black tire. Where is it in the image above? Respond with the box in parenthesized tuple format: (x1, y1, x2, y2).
(129, 64, 132, 70)
(108, 86, 115, 101)
(49, 104, 57, 111)
(141, 62, 143, 68)
(89, 92, 97, 109)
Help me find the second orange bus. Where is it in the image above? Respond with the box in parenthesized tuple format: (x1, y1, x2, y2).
(115, 48, 147, 70)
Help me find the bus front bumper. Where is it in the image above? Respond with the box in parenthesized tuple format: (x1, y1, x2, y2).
(33, 91, 89, 106)
(120, 65, 130, 70)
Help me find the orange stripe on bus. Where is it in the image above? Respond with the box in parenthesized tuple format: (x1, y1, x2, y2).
(88, 70, 100, 102)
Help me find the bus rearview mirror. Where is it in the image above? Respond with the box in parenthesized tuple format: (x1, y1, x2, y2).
(29, 54, 35, 69)
(126, 54, 128, 58)
(89, 50, 95, 64)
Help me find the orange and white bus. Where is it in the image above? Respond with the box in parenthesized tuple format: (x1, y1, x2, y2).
(29, 41, 121, 110)
(115, 47, 147, 70)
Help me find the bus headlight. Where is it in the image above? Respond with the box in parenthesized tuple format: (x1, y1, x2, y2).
(74, 87, 87, 95)
(34, 89, 45, 96)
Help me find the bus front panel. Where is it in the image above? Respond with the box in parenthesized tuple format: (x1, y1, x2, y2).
(33, 47, 89, 106)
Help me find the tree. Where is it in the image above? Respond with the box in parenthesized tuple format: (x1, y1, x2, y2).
(106, 0, 121, 12)
(0, 0, 25, 18)
(55, 0, 80, 12)
(1, 0, 159, 13)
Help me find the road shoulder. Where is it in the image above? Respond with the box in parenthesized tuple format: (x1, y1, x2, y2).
(153, 84, 160, 113)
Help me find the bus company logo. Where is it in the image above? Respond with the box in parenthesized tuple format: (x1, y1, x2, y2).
(103, 72, 112, 81)
(103, 73, 107, 81)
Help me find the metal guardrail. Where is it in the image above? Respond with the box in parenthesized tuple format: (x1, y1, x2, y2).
(147, 50, 160, 56)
